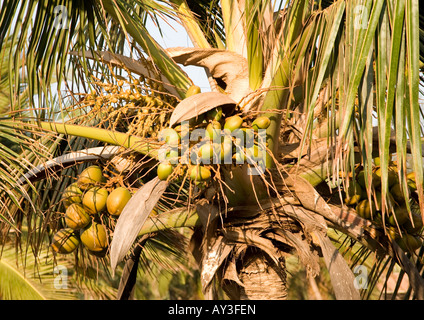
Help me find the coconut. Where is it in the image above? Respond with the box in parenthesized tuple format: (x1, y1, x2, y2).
(396, 234, 422, 252)
(206, 107, 223, 122)
(190, 165, 211, 182)
(356, 199, 375, 220)
(106, 187, 132, 216)
(198, 142, 215, 163)
(403, 210, 423, 234)
(388, 205, 409, 227)
(51, 228, 80, 254)
(77, 165, 104, 190)
(345, 183, 363, 206)
(224, 115, 243, 132)
(62, 183, 83, 208)
(80, 222, 108, 252)
(157, 162, 173, 180)
(65, 203, 91, 230)
(82, 187, 109, 214)
(390, 183, 408, 204)
(206, 121, 222, 141)
(252, 116, 271, 131)
(158, 128, 180, 146)
(185, 85, 201, 97)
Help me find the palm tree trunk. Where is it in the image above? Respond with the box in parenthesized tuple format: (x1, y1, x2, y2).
(238, 250, 288, 300)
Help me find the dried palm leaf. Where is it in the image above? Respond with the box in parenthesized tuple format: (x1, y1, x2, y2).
(166, 47, 250, 103)
(110, 177, 168, 274)
(169, 91, 236, 127)
(314, 231, 361, 300)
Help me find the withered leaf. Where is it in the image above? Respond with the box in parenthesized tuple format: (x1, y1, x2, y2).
(110, 177, 168, 274)
(169, 91, 236, 127)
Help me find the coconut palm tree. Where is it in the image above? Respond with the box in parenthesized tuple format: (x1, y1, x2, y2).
(0, 0, 424, 300)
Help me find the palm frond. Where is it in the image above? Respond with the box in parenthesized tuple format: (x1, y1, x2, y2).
(0, 241, 112, 300)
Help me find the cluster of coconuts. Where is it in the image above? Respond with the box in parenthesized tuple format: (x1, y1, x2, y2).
(156, 104, 271, 186)
(51, 165, 132, 257)
(344, 158, 423, 253)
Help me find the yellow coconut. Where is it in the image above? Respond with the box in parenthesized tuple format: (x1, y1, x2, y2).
(157, 162, 173, 181)
(51, 228, 80, 254)
(106, 187, 132, 217)
(62, 183, 83, 208)
(345, 183, 363, 206)
(373, 167, 398, 187)
(174, 122, 190, 140)
(246, 145, 264, 162)
(198, 142, 216, 163)
(206, 121, 222, 140)
(190, 165, 211, 182)
(82, 187, 109, 214)
(185, 85, 201, 97)
(65, 203, 91, 230)
(220, 139, 233, 163)
(80, 222, 108, 252)
(77, 165, 104, 190)
(158, 128, 180, 146)
(407, 172, 418, 190)
(386, 226, 399, 241)
(356, 199, 375, 220)
(234, 147, 247, 163)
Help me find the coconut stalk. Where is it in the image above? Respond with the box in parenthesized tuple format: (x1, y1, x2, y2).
(138, 207, 200, 237)
(39, 122, 159, 158)
(258, 0, 312, 168)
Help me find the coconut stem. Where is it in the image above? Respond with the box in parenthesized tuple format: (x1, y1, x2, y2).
(40, 122, 159, 158)
(138, 208, 200, 236)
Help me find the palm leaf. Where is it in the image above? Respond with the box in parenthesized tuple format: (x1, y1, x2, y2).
(166, 47, 249, 103)
(0, 252, 47, 300)
(404, 0, 424, 212)
(110, 177, 168, 274)
(0, 241, 114, 300)
(99, 0, 192, 98)
(70, 50, 181, 97)
(17, 146, 120, 185)
(169, 91, 236, 126)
